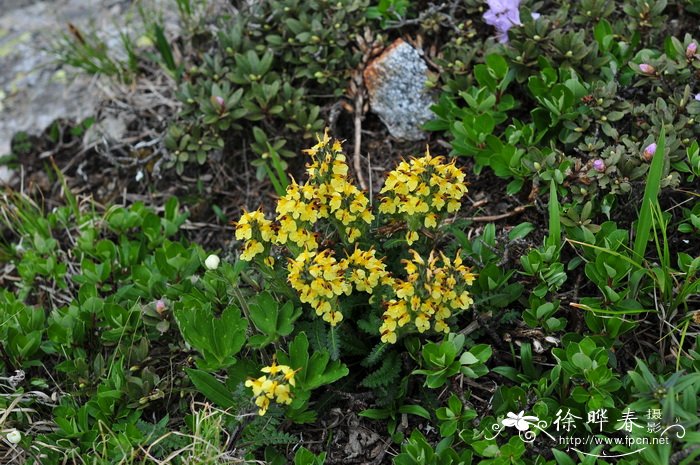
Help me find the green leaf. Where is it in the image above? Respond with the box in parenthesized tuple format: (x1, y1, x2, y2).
(593, 19, 613, 50)
(572, 352, 593, 370)
(633, 127, 665, 263)
(509, 222, 535, 240)
(185, 368, 236, 408)
(358, 408, 391, 420)
(327, 326, 340, 360)
(248, 291, 301, 344)
(552, 449, 577, 465)
(174, 303, 248, 370)
(398, 404, 431, 420)
(280, 333, 348, 390)
(547, 179, 561, 248)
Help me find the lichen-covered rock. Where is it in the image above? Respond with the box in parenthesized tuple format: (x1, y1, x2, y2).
(363, 39, 434, 141)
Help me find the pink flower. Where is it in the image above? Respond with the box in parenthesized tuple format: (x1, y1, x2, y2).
(156, 300, 166, 313)
(483, 0, 539, 43)
(639, 63, 655, 74)
(643, 143, 657, 162)
(687, 42, 697, 59)
(211, 95, 226, 111)
(592, 159, 606, 172)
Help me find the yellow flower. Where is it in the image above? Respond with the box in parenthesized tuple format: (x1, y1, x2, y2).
(261, 361, 282, 375)
(381, 317, 397, 332)
(324, 310, 343, 326)
(409, 249, 425, 265)
(333, 162, 348, 176)
(463, 271, 476, 285)
(245, 376, 268, 397)
(396, 282, 414, 299)
(235, 222, 252, 241)
(415, 313, 430, 333)
(329, 193, 343, 211)
(274, 383, 293, 404)
(434, 319, 450, 334)
(298, 203, 318, 223)
(406, 230, 419, 245)
(347, 227, 361, 242)
(247, 362, 298, 415)
(255, 395, 270, 415)
(303, 128, 331, 156)
(275, 216, 297, 245)
(235, 209, 275, 246)
(301, 184, 315, 200)
(432, 194, 446, 210)
(234, 135, 476, 348)
(281, 367, 297, 386)
(378, 151, 467, 248)
(447, 200, 461, 212)
(330, 176, 346, 192)
(314, 300, 332, 316)
(260, 378, 275, 397)
(379, 198, 398, 214)
(241, 239, 265, 261)
(381, 329, 397, 344)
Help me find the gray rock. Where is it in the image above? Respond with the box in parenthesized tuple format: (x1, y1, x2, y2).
(363, 38, 435, 141)
(0, 0, 186, 184)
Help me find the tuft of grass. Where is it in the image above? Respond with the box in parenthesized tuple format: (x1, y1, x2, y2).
(142, 403, 241, 465)
(53, 24, 132, 83)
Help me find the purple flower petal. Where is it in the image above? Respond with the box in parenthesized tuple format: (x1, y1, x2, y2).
(639, 63, 655, 74)
(483, 0, 526, 43)
(643, 143, 657, 161)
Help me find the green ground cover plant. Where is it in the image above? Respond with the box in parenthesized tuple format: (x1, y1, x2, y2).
(0, 0, 699, 464)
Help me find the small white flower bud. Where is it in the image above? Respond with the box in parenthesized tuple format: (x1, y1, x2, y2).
(6, 429, 21, 444)
(204, 254, 220, 270)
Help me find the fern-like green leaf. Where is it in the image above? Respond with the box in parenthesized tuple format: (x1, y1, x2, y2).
(297, 320, 327, 353)
(242, 414, 298, 449)
(338, 329, 369, 356)
(357, 314, 381, 335)
(327, 326, 341, 360)
(361, 352, 400, 388)
(362, 342, 389, 367)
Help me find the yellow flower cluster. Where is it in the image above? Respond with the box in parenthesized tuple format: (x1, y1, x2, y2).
(288, 249, 350, 325)
(244, 361, 297, 415)
(379, 250, 475, 344)
(379, 151, 467, 245)
(233, 131, 475, 339)
(287, 247, 391, 326)
(344, 248, 393, 292)
(235, 130, 374, 258)
(275, 180, 322, 251)
(234, 209, 275, 261)
(301, 131, 374, 244)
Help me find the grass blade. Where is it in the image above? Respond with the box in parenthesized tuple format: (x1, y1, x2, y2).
(633, 127, 665, 263)
(152, 23, 177, 72)
(547, 179, 561, 248)
(262, 163, 285, 197)
(270, 150, 290, 191)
